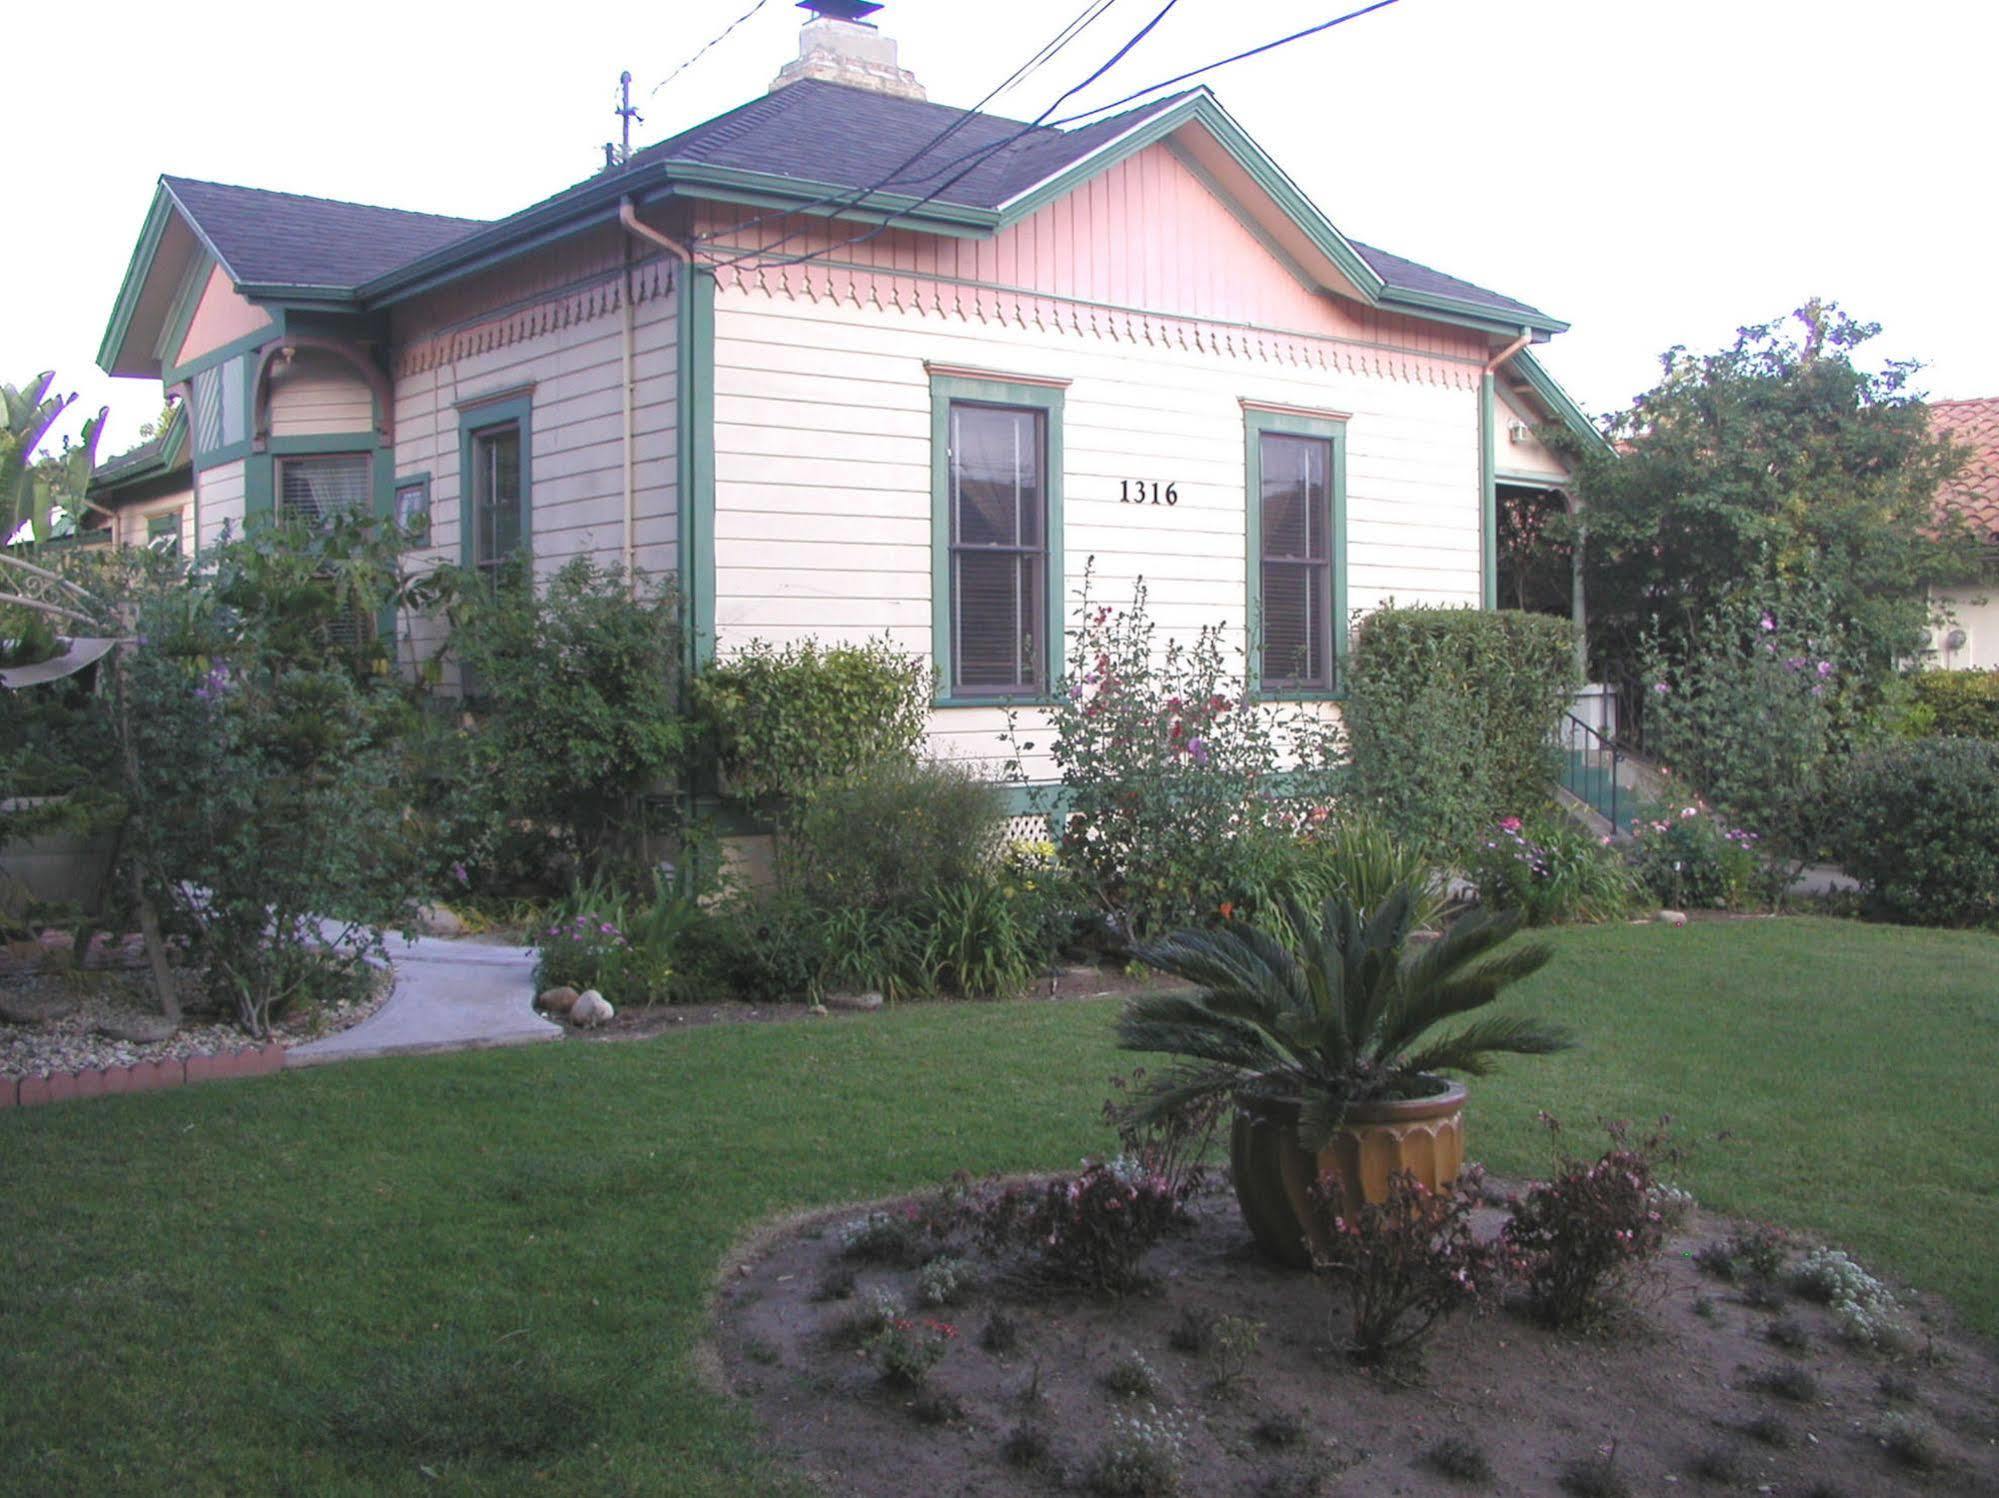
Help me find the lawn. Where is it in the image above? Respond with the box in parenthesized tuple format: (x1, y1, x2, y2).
(2, 916, 1994, 1493)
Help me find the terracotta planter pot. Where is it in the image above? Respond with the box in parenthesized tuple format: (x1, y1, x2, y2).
(1228, 1079, 1469, 1270)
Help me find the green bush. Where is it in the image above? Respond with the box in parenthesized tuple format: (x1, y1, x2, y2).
(1834, 737, 1999, 926)
(1230, 805, 1447, 938)
(123, 521, 432, 1034)
(694, 637, 931, 807)
(1627, 807, 1765, 912)
(781, 759, 1003, 910)
(1012, 575, 1340, 940)
(445, 556, 689, 883)
(1641, 587, 1846, 869)
(1907, 669, 1999, 740)
(1343, 606, 1578, 857)
(1467, 812, 1641, 925)
(532, 872, 692, 1005)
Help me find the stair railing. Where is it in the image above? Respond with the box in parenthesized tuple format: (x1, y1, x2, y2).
(1558, 710, 1623, 834)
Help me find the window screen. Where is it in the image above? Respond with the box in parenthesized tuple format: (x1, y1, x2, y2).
(1258, 431, 1333, 690)
(949, 403, 1046, 694)
(470, 425, 523, 576)
(279, 453, 372, 528)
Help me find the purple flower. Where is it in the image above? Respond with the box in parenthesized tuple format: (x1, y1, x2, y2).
(452, 862, 470, 887)
(1653, 682, 1671, 696)
(1760, 614, 1777, 633)
(1816, 660, 1834, 678)
(1185, 736, 1210, 767)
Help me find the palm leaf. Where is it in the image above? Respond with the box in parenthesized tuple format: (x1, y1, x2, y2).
(1400, 1014, 1575, 1077)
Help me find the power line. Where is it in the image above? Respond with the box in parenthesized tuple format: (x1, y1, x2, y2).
(1048, 0, 1403, 127)
(704, 0, 1183, 273)
(691, 0, 1127, 262)
(647, 0, 779, 101)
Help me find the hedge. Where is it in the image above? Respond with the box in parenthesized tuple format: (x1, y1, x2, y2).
(1908, 669, 1999, 741)
(1835, 736, 1999, 926)
(1343, 606, 1580, 855)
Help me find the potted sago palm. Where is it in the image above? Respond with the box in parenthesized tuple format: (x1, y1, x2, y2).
(1118, 886, 1570, 1268)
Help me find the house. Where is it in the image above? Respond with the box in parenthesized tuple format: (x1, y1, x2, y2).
(83, 404, 192, 553)
(1927, 397, 1999, 669)
(90, 0, 1604, 802)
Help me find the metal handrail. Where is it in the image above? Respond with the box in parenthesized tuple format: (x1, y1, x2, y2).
(1559, 710, 1622, 834)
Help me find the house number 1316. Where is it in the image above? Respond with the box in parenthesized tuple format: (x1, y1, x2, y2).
(1120, 480, 1179, 506)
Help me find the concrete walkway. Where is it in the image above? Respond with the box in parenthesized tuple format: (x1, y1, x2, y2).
(286, 935, 558, 1068)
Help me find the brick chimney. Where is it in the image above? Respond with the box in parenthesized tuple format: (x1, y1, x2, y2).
(771, 0, 926, 101)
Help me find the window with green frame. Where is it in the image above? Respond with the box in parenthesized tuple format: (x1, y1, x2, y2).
(1245, 406, 1347, 695)
(929, 372, 1065, 701)
(145, 510, 183, 557)
(457, 393, 532, 579)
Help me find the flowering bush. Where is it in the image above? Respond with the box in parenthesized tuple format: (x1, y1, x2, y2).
(1312, 1167, 1500, 1363)
(975, 1155, 1191, 1296)
(1792, 1246, 1910, 1350)
(1627, 806, 1763, 910)
(1087, 1406, 1189, 1496)
(1467, 812, 1640, 924)
(865, 1316, 956, 1386)
(531, 875, 684, 1004)
(1004, 573, 1338, 940)
(1501, 1117, 1679, 1328)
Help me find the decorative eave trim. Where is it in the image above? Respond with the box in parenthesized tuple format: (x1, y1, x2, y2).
(96, 187, 180, 375)
(922, 361, 1071, 389)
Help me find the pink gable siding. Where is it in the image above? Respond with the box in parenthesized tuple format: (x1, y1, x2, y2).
(697, 141, 1488, 367)
(174, 264, 273, 368)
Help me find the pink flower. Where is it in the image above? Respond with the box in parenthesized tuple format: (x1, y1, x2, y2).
(1498, 816, 1523, 833)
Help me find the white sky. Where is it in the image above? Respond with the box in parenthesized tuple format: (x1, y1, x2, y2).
(11, 0, 1998, 459)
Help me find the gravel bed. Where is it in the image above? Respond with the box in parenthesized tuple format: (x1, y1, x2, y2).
(0, 959, 394, 1080)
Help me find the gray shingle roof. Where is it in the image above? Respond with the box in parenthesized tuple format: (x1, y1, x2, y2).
(156, 82, 1551, 325)
(162, 176, 486, 289)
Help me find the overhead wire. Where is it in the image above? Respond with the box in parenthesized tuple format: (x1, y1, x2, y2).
(701, 0, 1183, 272)
(646, 0, 779, 101)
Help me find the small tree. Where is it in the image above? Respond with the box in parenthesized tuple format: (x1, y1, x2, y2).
(3, 371, 105, 550)
(1553, 303, 1974, 711)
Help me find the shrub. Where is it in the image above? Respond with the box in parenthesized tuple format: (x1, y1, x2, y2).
(1640, 586, 1847, 873)
(1205, 1315, 1262, 1390)
(1745, 1363, 1819, 1403)
(1834, 737, 1999, 925)
(1238, 804, 1448, 936)
(1011, 574, 1340, 940)
(1907, 668, 1999, 739)
(917, 1255, 976, 1308)
(1423, 1434, 1495, 1483)
(922, 873, 1042, 998)
(781, 758, 1004, 911)
(1312, 1168, 1500, 1363)
(1468, 812, 1640, 924)
(1088, 1407, 1189, 1497)
(1877, 1411, 1942, 1471)
(122, 523, 431, 1035)
(975, 1156, 1190, 1296)
(837, 1209, 927, 1268)
(1343, 605, 1579, 857)
(1501, 1118, 1677, 1328)
(1101, 1350, 1162, 1398)
(1627, 806, 1764, 911)
(1791, 1246, 1908, 1349)
(532, 872, 689, 1005)
(444, 556, 689, 882)
(866, 1316, 956, 1387)
(695, 636, 930, 807)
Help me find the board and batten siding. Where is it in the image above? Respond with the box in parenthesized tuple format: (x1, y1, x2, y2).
(710, 285, 1482, 779)
(387, 249, 681, 670)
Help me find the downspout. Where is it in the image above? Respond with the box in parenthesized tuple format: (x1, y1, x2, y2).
(1479, 330, 1534, 611)
(616, 198, 695, 595)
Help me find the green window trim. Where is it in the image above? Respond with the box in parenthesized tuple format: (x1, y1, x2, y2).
(1244, 404, 1348, 700)
(456, 391, 533, 574)
(145, 510, 185, 557)
(392, 471, 433, 548)
(929, 371, 1066, 707)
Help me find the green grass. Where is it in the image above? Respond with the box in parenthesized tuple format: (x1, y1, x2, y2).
(2, 917, 1995, 1492)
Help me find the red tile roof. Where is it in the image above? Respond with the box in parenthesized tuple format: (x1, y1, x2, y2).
(1931, 397, 1999, 544)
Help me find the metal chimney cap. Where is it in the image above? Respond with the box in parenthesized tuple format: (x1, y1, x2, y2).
(798, 0, 884, 21)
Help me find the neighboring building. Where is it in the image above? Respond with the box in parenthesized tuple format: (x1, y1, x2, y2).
(91, 0, 1604, 793)
(1928, 397, 1999, 670)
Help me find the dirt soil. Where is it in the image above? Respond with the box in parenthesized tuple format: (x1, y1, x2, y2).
(711, 1181, 1999, 1497)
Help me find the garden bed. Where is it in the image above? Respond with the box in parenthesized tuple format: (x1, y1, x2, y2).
(712, 1180, 1999, 1497)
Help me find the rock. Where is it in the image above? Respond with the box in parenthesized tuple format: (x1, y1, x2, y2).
(416, 903, 467, 938)
(825, 991, 884, 1013)
(569, 990, 614, 1028)
(535, 985, 581, 1016)
(0, 991, 79, 1025)
(93, 1013, 176, 1045)
(1658, 909, 1690, 928)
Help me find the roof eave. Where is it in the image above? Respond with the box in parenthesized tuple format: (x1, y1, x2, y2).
(1512, 349, 1612, 455)
(1377, 285, 1568, 338)
(95, 186, 179, 376)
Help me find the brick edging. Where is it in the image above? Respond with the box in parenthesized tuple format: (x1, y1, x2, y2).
(0, 1043, 286, 1109)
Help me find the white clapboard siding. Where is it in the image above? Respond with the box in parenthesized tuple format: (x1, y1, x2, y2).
(194, 459, 245, 552)
(388, 279, 680, 671)
(267, 350, 375, 436)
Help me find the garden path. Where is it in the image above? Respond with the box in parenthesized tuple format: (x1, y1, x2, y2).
(284, 935, 556, 1067)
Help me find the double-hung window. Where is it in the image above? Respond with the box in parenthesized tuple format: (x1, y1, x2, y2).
(932, 372, 1064, 700)
(278, 453, 373, 529)
(1246, 407, 1346, 694)
(468, 425, 524, 579)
